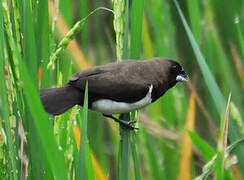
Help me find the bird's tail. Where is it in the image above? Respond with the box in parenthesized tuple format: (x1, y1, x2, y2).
(40, 85, 83, 115)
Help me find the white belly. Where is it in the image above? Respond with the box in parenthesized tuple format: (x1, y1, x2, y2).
(91, 85, 153, 114)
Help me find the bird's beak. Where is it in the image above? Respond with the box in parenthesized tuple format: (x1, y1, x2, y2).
(176, 73, 188, 82)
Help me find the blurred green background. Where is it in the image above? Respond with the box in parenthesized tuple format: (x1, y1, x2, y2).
(1, 0, 244, 179)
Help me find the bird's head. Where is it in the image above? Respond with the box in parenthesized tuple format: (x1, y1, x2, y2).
(170, 61, 188, 83)
(157, 58, 188, 85)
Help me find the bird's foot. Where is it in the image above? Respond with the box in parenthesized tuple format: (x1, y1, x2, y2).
(103, 114, 138, 130)
(118, 119, 138, 130)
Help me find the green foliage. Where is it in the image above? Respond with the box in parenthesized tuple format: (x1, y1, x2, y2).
(0, 1, 17, 179)
(48, 7, 113, 69)
(1, 0, 244, 179)
(130, 0, 145, 59)
(188, 131, 215, 161)
(76, 82, 94, 179)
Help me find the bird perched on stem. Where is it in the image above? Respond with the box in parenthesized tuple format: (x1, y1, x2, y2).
(40, 57, 188, 129)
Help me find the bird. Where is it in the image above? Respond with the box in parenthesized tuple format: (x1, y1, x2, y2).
(40, 57, 188, 129)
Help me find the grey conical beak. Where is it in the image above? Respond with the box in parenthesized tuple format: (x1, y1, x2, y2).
(176, 73, 188, 82)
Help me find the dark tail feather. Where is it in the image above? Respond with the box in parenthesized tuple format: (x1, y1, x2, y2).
(40, 85, 82, 115)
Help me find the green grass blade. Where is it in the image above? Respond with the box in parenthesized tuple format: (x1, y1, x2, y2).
(122, 0, 129, 60)
(11, 0, 21, 52)
(195, 138, 244, 180)
(131, 132, 141, 180)
(145, 0, 166, 56)
(60, 0, 73, 27)
(235, 17, 244, 62)
(188, 131, 215, 161)
(0, 1, 17, 179)
(113, 0, 133, 179)
(174, 0, 244, 174)
(160, 0, 177, 59)
(130, 0, 145, 59)
(142, 129, 161, 179)
(173, 0, 225, 114)
(186, 0, 201, 43)
(142, 15, 154, 58)
(203, 2, 241, 100)
(23, 0, 38, 80)
(23, 1, 46, 177)
(36, 0, 50, 88)
(20, 69, 68, 179)
(215, 93, 231, 180)
(129, 0, 145, 179)
(79, 0, 88, 55)
(119, 114, 131, 180)
(7, 25, 68, 178)
(86, 145, 95, 180)
(76, 82, 89, 179)
(146, 0, 177, 58)
(231, 102, 244, 136)
(20, 57, 68, 179)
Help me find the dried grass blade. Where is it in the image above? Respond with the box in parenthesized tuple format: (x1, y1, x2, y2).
(179, 93, 196, 180)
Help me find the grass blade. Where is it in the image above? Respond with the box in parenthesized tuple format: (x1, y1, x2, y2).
(0, 1, 17, 179)
(142, 15, 154, 58)
(6, 20, 68, 178)
(23, 0, 38, 80)
(142, 129, 162, 179)
(188, 131, 215, 161)
(131, 132, 141, 180)
(91, 153, 106, 180)
(122, 0, 129, 60)
(145, 0, 167, 56)
(173, 0, 244, 173)
(11, 0, 21, 52)
(195, 138, 244, 180)
(76, 82, 90, 179)
(230, 102, 244, 136)
(179, 94, 196, 180)
(215, 93, 231, 180)
(230, 44, 244, 91)
(146, 0, 177, 58)
(235, 16, 244, 62)
(23, 1, 46, 177)
(130, 0, 145, 59)
(129, 0, 145, 179)
(36, 0, 51, 88)
(119, 114, 131, 180)
(78, 0, 88, 55)
(19, 62, 68, 179)
(173, 0, 225, 114)
(113, 0, 133, 179)
(59, 0, 72, 27)
(186, 0, 201, 43)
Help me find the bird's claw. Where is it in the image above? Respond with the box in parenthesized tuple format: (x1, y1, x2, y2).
(103, 114, 138, 130)
(121, 120, 138, 130)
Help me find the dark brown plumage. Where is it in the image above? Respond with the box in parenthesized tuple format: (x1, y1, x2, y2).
(40, 57, 188, 117)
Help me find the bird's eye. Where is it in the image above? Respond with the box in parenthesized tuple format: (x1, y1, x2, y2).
(172, 65, 177, 69)
(171, 64, 180, 73)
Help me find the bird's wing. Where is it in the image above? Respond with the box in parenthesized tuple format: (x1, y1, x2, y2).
(68, 61, 150, 103)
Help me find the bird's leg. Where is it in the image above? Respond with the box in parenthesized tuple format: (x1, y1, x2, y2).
(103, 114, 138, 130)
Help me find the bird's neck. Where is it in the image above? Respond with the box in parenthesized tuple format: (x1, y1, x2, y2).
(151, 80, 177, 102)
